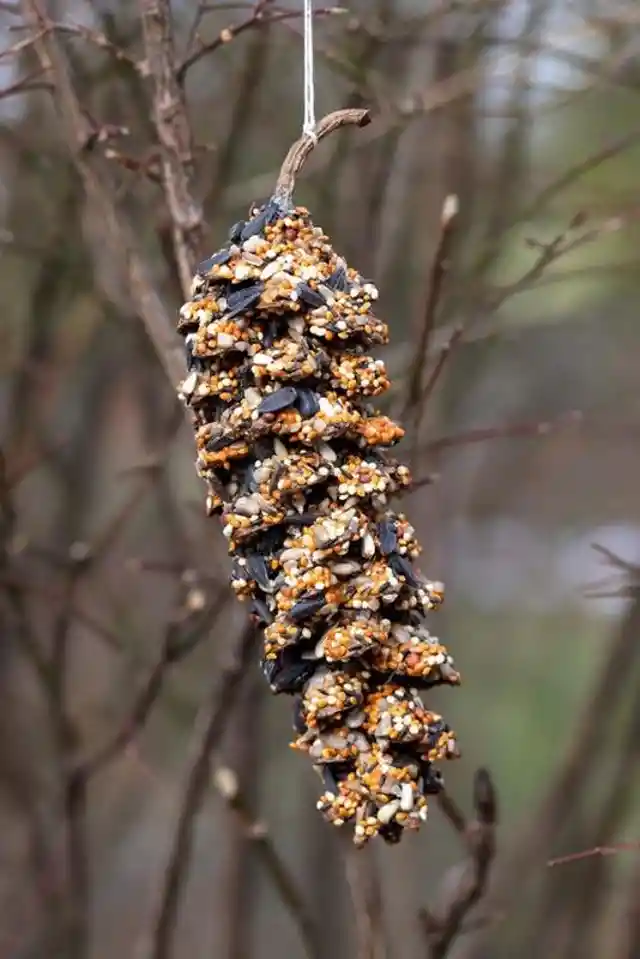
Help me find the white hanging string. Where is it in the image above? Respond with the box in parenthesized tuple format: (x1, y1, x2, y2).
(302, 0, 316, 137)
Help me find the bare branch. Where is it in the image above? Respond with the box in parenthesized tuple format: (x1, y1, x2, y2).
(77, 591, 227, 780)
(213, 766, 321, 959)
(421, 770, 498, 959)
(177, 3, 346, 83)
(402, 195, 459, 439)
(341, 837, 389, 959)
(19, 0, 186, 387)
(139, 0, 206, 294)
(143, 622, 256, 959)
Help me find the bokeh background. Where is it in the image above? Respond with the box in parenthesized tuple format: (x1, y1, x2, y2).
(1, 0, 640, 957)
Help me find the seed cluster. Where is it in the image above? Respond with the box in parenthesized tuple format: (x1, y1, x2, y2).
(178, 197, 460, 845)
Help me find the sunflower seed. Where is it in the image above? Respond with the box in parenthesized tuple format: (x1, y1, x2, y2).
(258, 387, 298, 414)
(326, 261, 349, 292)
(290, 592, 326, 622)
(246, 553, 272, 591)
(378, 519, 397, 555)
(226, 282, 265, 318)
(197, 247, 232, 273)
(389, 553, 421, 588)
(296, 387, 320, 416)
(250, 597, 273, 625)
(297, 282, 326, 308)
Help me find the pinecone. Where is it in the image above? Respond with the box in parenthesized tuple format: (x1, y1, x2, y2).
(177, 197, 460, 846)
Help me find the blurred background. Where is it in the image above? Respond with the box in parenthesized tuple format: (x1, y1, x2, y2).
(1, 0, 640, 957)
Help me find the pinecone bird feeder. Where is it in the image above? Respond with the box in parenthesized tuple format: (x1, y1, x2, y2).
(177, 110, 460, 846)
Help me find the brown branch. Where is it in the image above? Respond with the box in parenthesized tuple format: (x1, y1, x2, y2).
(143, 622, 256, 959)
(273, 108, 371, 206)
(9, 19, 141, 69)
(177, 3, 346, 83)
(547, 841, 640, 868)
(19, 0, 186, 388)
(421, 770, 498, 959)
(139, 0, 206, 294)
(76, 593, 226, 779)
(341, 838, 389, 959)
(213, 766, 321, 959)
(415, 410, 584, 462)
(0, 65, 51, 99)
(402, 195, 459, 432)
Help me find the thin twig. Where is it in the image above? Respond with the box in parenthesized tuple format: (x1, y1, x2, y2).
(177, 4, 345, 83)
(139, 0, 205, 294)
(421, 770, 498, 959)
(547, 841, 640, 868)
(402, 195, 459, 433)
(77, 593, 227, 779)
(213, 766, 321, 959)
(342, 837, 389, 959)
(19, 0, 186, 387)
(143, 622, 256, 959)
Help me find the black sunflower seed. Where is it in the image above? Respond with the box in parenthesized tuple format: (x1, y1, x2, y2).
(263, 652, 315, 693)
(228, 221, 245, 243)
(240, 198, 281, 241)
(420, 762, 444, 795)
(206, 433, 231, 453)
(379, 822, 403, 845)
(257, 387, 298, 415)
(244, 464, 259, 493)
(326, 262, 349, 292)
(321, 764, 339, 794)
(290, 591, 326, 622)
(389, 553, 421, 588)
(295, 387, 320, 416)
(292, 697, 306, 734)
(283, 512, 319, 528)
(197, 247, 232, 274)
(377, 519, 397, 556)
(246, 553, 271, 591)
(225, 281, 265, 319)
(263, 316, 280, 349)
(297, 282, 326, 309)
(249, 597, 273, 625)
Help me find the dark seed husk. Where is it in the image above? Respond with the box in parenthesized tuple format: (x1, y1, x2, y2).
(240, 198, 282, 241)
(321, 764, 339, 794)
(197, 247, 232, 273)
(206, 433, 231, 453)
(290, 592, 326, 622)
(228, 221, 245, 243)
(295, 387, 320, 416)
(297, 282, 327, 309)
(249, 597, 274, 625)
(377, 519, 397, 555)
(263, 652, 316, 693)
(246, 553, 272, 591)
(258, 387, 298, 415)
(389, 553, 421, 588)
(226, 282, 265, 319)
(325, 261, 349, 292)
(292, 697, 306, 734)
(379, 822, 403, 845)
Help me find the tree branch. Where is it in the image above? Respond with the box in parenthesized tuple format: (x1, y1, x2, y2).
(139, 0, 206, 294)
(421, 770, 498, 959)
(19, 0, 185, 387)
(143, 622, 257, 959)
